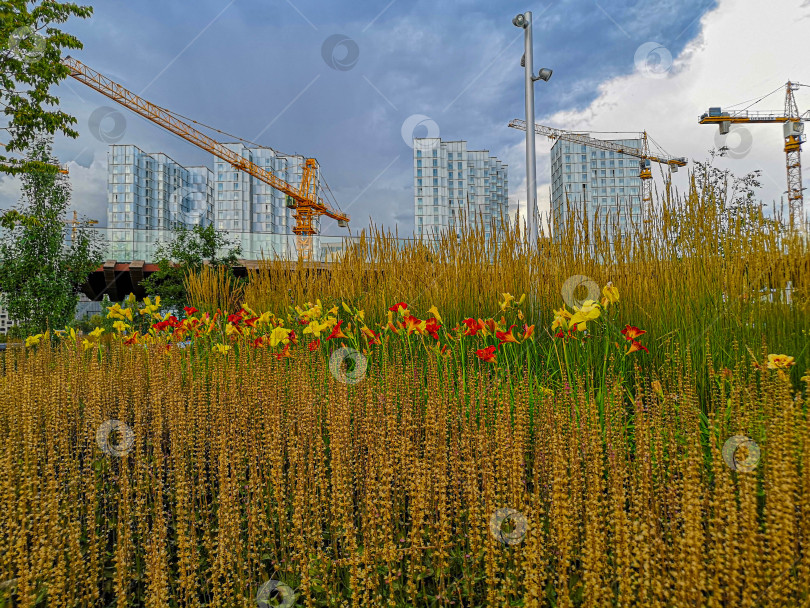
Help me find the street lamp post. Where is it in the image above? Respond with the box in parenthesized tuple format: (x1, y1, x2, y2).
(513, 11, 551, 249)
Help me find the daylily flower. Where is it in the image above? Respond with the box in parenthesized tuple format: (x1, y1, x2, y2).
(427, 305, 443, 324)
(568, 300, 601, 331)
(388, 302, 408, 315)
(184, 306, 198, 316)
(626, 340, 649, 354)
(326, 320, 348, 341)
(302, 319, 331, 338)
(269, 326, 292, 347)
(89, 327, 105, 339)
(475, 345, 497, 363)
(766, 354, 795, 370)
(124, 332, 139, 345)
(275, 343, 293, 360)
(600, 282, 619, 308)
(499, 293, 515, 311)
(308, 339, 320, 351)
(212, 343, 231, 355)
(112, 321, 130, 333)
(424, 317, 441, 340)
(252, 336, 266, 348)
(496, 324, 519, 345)
(521, 324, 535, 341)
(25, 333, 45, 347)
(621, 325, 646, 341)
(82, 339, 95, 351)
(361, 326, 382, 346)
(462, 318, 484, 336)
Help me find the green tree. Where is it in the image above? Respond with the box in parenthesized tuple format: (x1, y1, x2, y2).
(0, 137, 104, 335)
(1, 0, 93, 176)
(140, 224, 243, 311)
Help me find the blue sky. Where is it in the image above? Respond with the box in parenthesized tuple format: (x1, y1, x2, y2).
(8, 0, 809, 237)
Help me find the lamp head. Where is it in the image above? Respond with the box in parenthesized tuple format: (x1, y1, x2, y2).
(536, 67, 553, 81)
(512, 13, 528, 28)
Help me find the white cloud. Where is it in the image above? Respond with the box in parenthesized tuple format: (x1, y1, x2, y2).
(509, 0, 810, 229)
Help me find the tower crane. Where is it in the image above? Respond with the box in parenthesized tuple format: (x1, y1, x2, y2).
(699, 81, 809, 229)
(61, 56, 350, 259)
(508, 118, 687, 207)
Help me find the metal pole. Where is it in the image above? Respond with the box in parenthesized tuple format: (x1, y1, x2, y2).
(523, 11, 537, 248)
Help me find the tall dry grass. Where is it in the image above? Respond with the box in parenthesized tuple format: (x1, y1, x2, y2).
(184, 264, 245, 316)
(0, 340, 807, 606)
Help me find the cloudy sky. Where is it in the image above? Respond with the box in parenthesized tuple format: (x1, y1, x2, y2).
(1, 0, 808, 237)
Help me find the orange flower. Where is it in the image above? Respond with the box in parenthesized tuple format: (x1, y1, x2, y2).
(325, 320, 348, 341)
(462, 318, 484, 336)
(252, 336, 265, 348)
(521, 324, 535, 341)
(626, 340, 649, 354)
(275, 343, 293, 360)
(484, 318, 497, 335)
(386, 321, 400, 333)
(621, 325, 646, 341)
(124, 332, 140, 345)
(361, 326, 382, 346)
(496, 324, 519, 345)
(475, 345, 497, 363)
(388, 302, 408, 314)
(288, 330, 298, 345)
(308, 339, 320, 351)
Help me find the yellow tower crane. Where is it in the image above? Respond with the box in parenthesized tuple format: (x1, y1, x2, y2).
(508, 119, 687, 208)
(61, 56, 350, 260)
(62, 210, 98, 238)
(699, 81, 809, 229)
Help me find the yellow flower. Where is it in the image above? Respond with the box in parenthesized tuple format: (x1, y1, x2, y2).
(89, 327, 105, 339)
(82, 339, 95, 351)
(257, 311, 273, 325)
(327, 305, 339, 316)
(600, 282, 620, 308)
(69, 328, 77, 342)
(25, 333, 44, 347)
(225, 323, 240, 336)
(269, 326, 292, 347)
(113, 321, 130, 333)
(427, 305, 443, 324)
(212, 343, 231, 355)
(342, 301, 353, 314)
(499, 293, 515, 311)
(125, 293, 137, 306)
(766, 354, 795, 370)
(568, 300, 601, 331)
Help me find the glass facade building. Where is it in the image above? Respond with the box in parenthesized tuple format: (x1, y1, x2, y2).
(550, 138, 644, 240)
(413, 138, 508, 240)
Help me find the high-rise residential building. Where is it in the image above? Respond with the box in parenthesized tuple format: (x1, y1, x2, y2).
(550, 138, 644, 240)
(107, 144, 213, 231)
(413, 138, 508, 240)
(213, 143, 313, 234)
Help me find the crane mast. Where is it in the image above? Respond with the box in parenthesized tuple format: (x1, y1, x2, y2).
(61, 56, 349, 244)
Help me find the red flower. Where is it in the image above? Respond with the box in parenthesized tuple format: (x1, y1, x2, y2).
(252, 336, 265, 348)
(326, 320, 348, 341)
(627, 340, 649, 354)
(496, 324, 519, 345)
(621, 325, 646, 341)
(555, 331, 565, 338)
(475, 345, 497, 363)
(361, 326, 382, 346)
(308, 339, 320, 351)
(388, 302, 408, 314)
(227, 313, 243, 325)
(124, 332, 139, 345)
(183, 306, 198, 316)
(424, 317, 441, 340)
(288, 330, 298, 345)
(275, 343, 293, 360)
(244, 316, 260, 328)
(462, 318, 484, 336)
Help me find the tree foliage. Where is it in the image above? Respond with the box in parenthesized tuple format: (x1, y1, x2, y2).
(1, 0, 93, 175)
(0, 137, 104, 335)
(140, 224, 243, 311)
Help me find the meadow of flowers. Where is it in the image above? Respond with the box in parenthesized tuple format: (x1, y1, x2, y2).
(1, 185, 809, 607)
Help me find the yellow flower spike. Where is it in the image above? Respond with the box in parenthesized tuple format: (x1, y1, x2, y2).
(387, 309, 394, 324)
(342, 301, 353, 314)
(126, 293, 136, 305)
(427, 305, 443, 324)
(69, 328, 76, 341)
(154, 296, 161, 308)
(89, 327, 105, 339)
